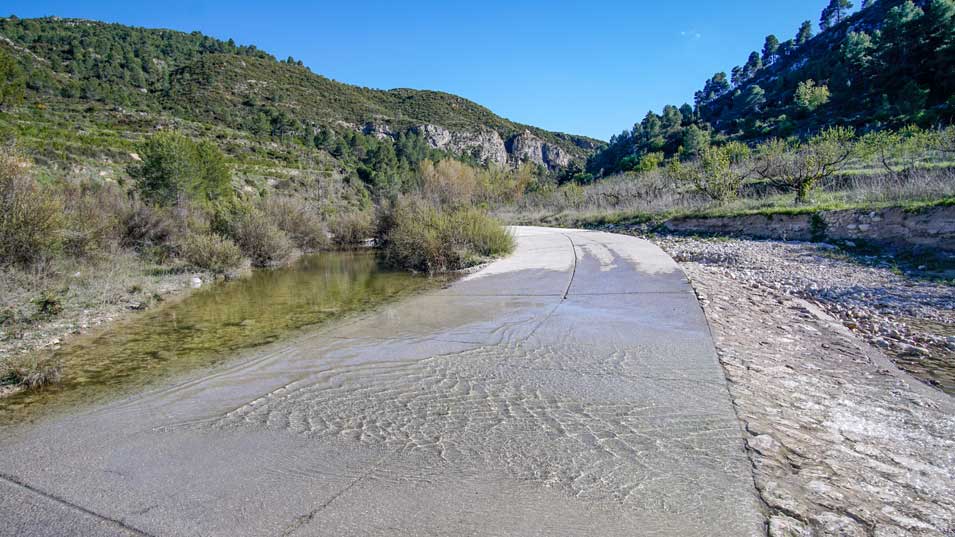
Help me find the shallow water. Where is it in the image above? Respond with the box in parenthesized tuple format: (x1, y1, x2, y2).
(0, 251, 438, 424)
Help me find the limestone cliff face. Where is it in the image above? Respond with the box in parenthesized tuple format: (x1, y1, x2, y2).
(414, 124, 508, 166)
(356, 123, 586, 170)
(506, 130, 572, 169)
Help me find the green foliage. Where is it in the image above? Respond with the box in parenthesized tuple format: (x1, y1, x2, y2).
(796, 20, 814, 46)
(0, 16, 597, 194)
(634, 152, 664, 172)
(31, 290, 64, 319)
(794, 80, 830, 112)
(858, 124, 940, 175)
(841, 31, 874, 72)
(376, 199, 514, 273)
(0, 49, 25, 109)
(755, 126, 857, 202)
(128, 131, 232, 206)
(696, 142, 752, 202)
(587, 0, 955, 177)
(680, 125, 710, 159)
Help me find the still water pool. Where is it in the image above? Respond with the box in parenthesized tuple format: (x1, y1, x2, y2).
(1, 251, 440, 424)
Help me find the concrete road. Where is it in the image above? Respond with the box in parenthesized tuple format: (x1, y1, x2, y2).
(0, 227, 764, 536)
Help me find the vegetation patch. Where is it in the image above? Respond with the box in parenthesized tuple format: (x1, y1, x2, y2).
(377, 199, 514, 273)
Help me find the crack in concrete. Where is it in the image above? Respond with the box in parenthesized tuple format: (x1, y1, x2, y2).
(0, 472, 155, 537)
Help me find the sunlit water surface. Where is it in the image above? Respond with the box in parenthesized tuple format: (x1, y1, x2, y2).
(0, 251, 440, 424)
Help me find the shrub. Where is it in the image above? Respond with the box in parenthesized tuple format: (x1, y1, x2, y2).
(0, 146, 62, 267)
(794, 79, 830, 112)
(0, 356, 62, 389)
(119, 203, 178, 253)
(377, 199, 514, 273)
(31, 290, 63, 319)
(688, 142, 752, 203)
(262, 196, 328, 251)
(177, 232, 244, 273)
(227, 209, 292, 267)
(327, 210, 375, 246)
(420, 159, 480, 207)
(60, 180, 125, 259)
(755, 126, 856, 203)
(127, 131, 232, 207)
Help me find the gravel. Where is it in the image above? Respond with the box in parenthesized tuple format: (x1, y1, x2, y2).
(628, 232, 955, 536)
(655, 236, 955, 394)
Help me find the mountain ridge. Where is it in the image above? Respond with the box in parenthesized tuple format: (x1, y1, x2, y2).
(0, 15, 602, 171)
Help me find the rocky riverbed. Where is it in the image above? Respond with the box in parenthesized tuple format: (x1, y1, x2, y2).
(634, 233, 955, 536)
(654, 236, 955, 394)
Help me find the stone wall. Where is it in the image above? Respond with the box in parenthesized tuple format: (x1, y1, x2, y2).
(660, 204, 955, 252)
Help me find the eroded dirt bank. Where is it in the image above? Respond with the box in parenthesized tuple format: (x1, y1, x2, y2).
(641, 234, 955, 536)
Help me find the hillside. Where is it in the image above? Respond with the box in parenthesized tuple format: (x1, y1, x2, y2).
(588, 0, 955, 176)
(0, 16, 601, 185)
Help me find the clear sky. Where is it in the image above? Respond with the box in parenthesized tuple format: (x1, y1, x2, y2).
(6, 1, 831, 140)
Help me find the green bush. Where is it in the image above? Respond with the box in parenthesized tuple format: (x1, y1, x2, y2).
(178, 232, 244, 273)
(227, 209, 293, 267)
(0, 147, 62, 267)
(32, 290, 63, 319)
(127, 131, 232, 207)
(262, 196, 328, 251)
(377, 199, 514, 273)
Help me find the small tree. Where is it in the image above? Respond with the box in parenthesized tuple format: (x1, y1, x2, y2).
(688, 142, 753, 203)
(796, 21, 814, 46)
(762, 35, 780, 64)
(680, 125, 710, 159)
(744, 51, 763, 78)
(128, 131, 232, 207)
(0, 49, 26, 110)
(755, 127, 856, 203)
(794, 80, 830, 111)
(858, 125, 937, 176)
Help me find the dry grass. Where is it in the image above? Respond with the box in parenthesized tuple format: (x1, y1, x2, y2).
(177, 232, 244, 274)
(327, 210, 375, 246)
(498, 164, 955, 226)
(377, 198, 514, 273)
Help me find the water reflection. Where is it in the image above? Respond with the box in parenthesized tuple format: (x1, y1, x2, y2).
(1, 251, 438, 424)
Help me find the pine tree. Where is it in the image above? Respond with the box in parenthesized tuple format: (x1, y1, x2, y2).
(744, 51, 763, 78)
(796, 21, 814, 46)
(762, 35, 780, 64)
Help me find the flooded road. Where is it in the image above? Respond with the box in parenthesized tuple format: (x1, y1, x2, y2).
(0, 228, 764, 537)
(0, 251, 436, 424)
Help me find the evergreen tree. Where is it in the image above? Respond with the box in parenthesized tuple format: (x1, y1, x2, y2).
(731, 66, 745, 87)
(127, 132, 232, 206)
(762, 35, 780, 64)
(744, 51, 763, 78)
(0, 49, 25, 109)
(661, 104, 683, 130)
(796, 20, 814, 46)
(820, 4, 835, 31)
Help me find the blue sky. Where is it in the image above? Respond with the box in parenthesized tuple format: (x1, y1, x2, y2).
(7, 1, 832, 140)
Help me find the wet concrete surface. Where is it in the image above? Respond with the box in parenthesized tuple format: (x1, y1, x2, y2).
(0, 227, 764, 536)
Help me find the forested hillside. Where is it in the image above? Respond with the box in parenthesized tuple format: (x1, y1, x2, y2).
(0, 16, 600, 197)
(588, 0, 955, 176)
